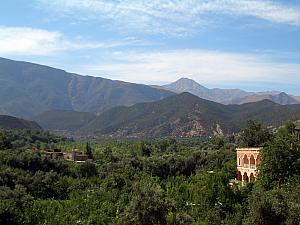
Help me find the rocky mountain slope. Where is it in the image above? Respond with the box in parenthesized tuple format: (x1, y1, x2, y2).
(35, 93, 300, 138)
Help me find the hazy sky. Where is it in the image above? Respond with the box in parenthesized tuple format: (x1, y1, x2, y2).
(1, 0, 300, 94)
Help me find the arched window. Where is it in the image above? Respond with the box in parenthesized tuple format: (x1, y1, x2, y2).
(237, 171, 242, 181)
(243, 155, 249, 168)
(250, 155, 255, 169)
(250, 173, 255, 182)
(243, 172, 249, 182)
(256, 155, 260, 167)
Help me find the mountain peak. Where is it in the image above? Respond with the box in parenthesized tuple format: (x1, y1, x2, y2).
(176, 77, 197, 82)
(278, 92, 289, 96)
(161, 77, 300, 105)
(174, 77, 204, 86)
(163, 77, 208, 94)
(274, 92, 300, 104)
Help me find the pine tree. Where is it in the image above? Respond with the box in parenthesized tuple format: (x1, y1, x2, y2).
(85, 142, 93, 159)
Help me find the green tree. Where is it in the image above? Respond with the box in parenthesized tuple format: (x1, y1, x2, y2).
(140, 142, 152, 157)
(121, 182, 171, 225)
(259, 130, 300, 189)
(85, 142, 93, 159)
(78, 161, 98, 178)
(0, 185, 33, 225)
(245, 188, 286, 225)
(103, 146, 114, 161)
(187, 171, 236, 222)
(245, 182, 300, 225)
(0, 131, 12, 149)
(239, 120, 272, 147)
(277, 121, 295, 136)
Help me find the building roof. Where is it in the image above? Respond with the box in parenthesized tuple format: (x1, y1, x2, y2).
(236, 147, 262, 151)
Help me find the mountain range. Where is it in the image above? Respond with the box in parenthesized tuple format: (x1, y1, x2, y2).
(1, 57, 299, 120)
(0, 57, 173, 118)
(160, 78, 300, 105)
(34, 93, 300, 138)
(1, 57, 300, 138)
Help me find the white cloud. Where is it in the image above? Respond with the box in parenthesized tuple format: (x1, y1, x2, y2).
(82, 49, 300, 85)
(0, 26, 134, 56)
(0, 27, 62, 55)
(37, 0, 300, 35)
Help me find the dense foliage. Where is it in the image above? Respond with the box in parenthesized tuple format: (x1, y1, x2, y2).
(0, 123, 299, 225)
(239, 120, 273, 147)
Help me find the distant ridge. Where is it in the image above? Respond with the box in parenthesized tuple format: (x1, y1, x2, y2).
(1, 57, 299, 123)
(160, 77, 300, 105)
(0, 115, 41, 130)
(161, 78, 251, 103)
(35, 93, 300, 138)
(226, 92, 299, 105)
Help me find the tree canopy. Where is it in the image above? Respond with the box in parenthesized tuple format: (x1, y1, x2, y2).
(0, 124, 300, 225)
(239, 120, 272, 147)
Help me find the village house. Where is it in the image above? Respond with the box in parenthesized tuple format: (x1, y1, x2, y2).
(43, 148, 89, 162)
(46, 148, 64, 160)
(64, 149, 89, 162)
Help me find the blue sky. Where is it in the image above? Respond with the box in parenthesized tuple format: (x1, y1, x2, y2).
(0, 0, 300, 95)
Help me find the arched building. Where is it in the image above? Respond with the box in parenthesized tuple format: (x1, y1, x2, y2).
(236, 147, 262, 183)
(295, 120, 300, 140)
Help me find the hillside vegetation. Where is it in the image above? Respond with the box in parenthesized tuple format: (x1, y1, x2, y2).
(0, 115, 41, 130)
(35, 93, 300, 138)
(0, 122, 300, 224)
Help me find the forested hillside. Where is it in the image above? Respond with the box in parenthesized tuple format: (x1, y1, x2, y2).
(0, 115, 41, 130)
(0, 121, 300, 224)
(35, 93, 300, 138)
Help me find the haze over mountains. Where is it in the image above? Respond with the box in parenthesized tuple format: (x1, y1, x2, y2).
(160, 78, 300, 105)
(0, 57, 173, 118)
(1, 57, 300, 138)
(1, 57, 299, 119)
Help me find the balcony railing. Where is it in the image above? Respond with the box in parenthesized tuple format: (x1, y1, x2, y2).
(240, 164, 256, 169)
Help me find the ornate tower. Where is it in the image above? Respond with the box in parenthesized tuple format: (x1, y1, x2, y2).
(236, 147, 262, 183)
